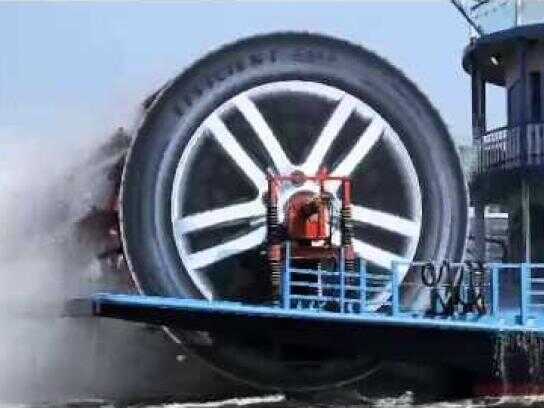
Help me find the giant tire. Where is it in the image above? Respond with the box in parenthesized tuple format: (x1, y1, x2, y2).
(121, 32, 468, 389)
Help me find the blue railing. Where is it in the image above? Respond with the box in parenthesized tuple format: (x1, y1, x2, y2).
(487, 262, 544, 324)
(281, 244, 544, 328)
(394, 261, 544, 324)
(281, 242, 390, 314)
(474, 123, 544, 175)
(91, 254, 544, 335)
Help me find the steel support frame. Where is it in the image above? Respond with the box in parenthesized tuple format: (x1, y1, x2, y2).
(522, 180, 531, 262)
(518, 39, 528, 165)
(472, 59, 487, 261)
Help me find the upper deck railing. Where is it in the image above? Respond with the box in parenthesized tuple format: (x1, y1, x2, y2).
(473, 123, 544, 175)
(458, 0, 544, 37)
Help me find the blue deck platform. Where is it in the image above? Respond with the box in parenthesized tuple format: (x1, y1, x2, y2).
(92, 291, 544, 334)
(91, 253, 544, 335)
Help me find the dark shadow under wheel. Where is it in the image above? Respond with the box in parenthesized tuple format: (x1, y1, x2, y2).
(120, 32, 468, 390)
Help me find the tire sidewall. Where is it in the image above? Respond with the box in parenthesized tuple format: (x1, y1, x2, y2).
(121, 32, 468, 388)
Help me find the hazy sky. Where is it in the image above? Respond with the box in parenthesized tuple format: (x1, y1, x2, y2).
(0, 1, 506, 146)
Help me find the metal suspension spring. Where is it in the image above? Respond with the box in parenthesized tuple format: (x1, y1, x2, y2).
(341, 206, 353, 246)
(270, 259, 282, 297)
(266, 181, 282, 299)
(344, 256, 356, 289)
(345, 257, 355, 273)
(340, 204, 355, 287)
(267, 202, 279, 240)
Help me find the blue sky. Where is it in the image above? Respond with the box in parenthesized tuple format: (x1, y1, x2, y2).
(0, 1, 505, 146)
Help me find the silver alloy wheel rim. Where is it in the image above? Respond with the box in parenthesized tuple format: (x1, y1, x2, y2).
(171, 80, 422, 301)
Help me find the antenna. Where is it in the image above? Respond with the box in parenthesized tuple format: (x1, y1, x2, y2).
(450, 0, 484, 36)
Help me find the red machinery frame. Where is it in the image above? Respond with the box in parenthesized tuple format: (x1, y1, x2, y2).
(266, 169, 355, 295)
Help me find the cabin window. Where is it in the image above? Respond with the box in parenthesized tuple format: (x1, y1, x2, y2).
(530, 71, 541, 122)
(508, 80, 522, 126)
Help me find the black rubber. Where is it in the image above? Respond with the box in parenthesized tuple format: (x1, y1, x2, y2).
(120, 32, 468, 390)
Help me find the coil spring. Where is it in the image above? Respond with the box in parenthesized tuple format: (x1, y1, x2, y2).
(340, 206, 355, 286)
(344, 256, 356, 287)
(267, 203, 278, 226)
(266, 190, 281, 298)
(341, 206, 353, 246)
(420, 261, 487, 315)
(345, 257, 355, 273)
(267, 203, 279, 240)
(270, 259, 282, 297)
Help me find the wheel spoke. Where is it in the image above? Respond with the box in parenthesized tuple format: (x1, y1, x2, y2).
(332, 231, 406, 270)
(330, 117, 384, 178)
(302, 95, 356, 174)
(352, 238, 406, 270)
(185, 226, 266, 270)
(351, 205, 420, 238)
(235, 95, 293, 174)
(175, 200, 265, 234)
(206, 114, 267, 190)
